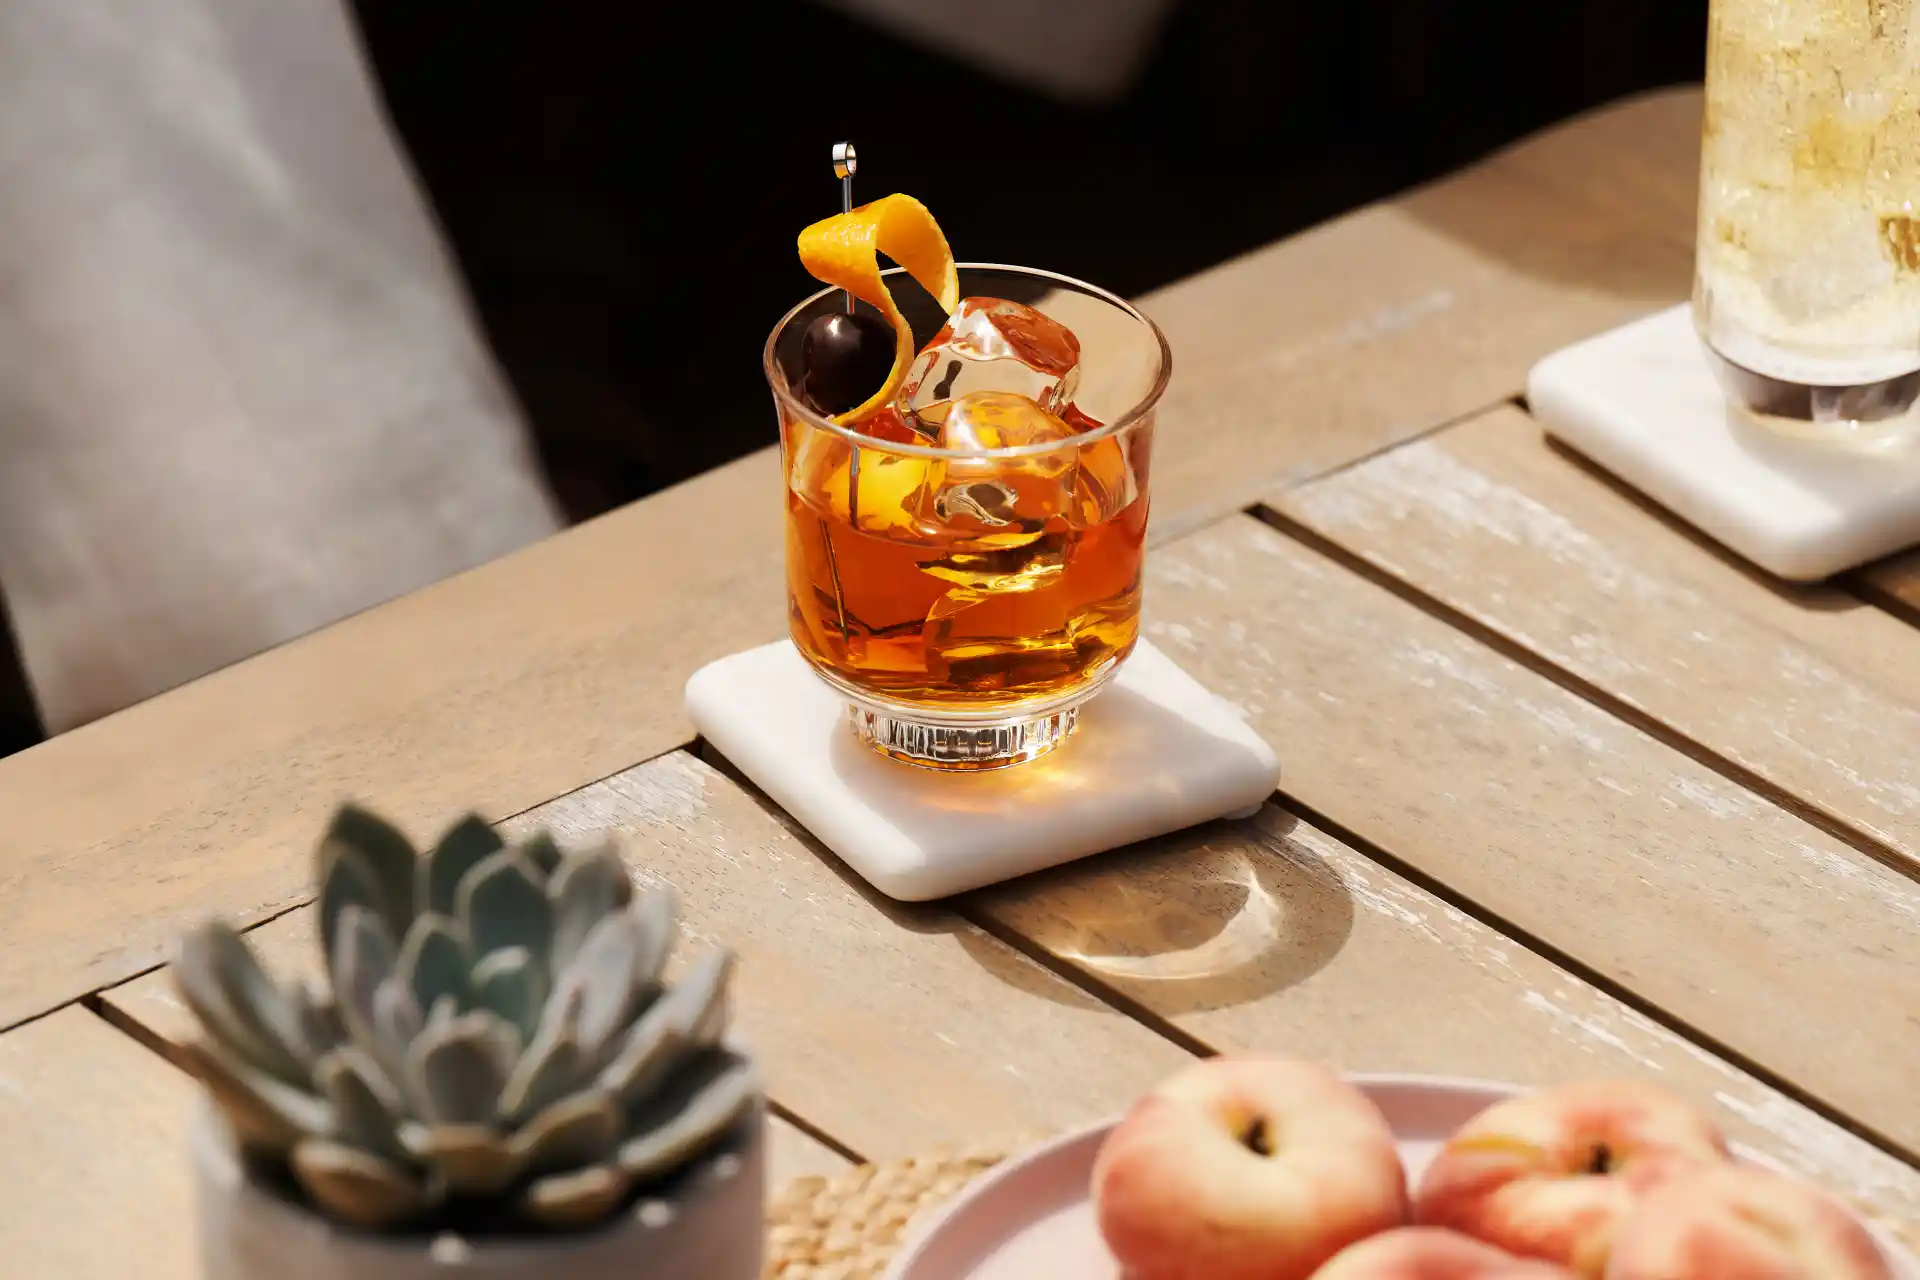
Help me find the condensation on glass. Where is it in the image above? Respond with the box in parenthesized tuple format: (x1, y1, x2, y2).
(1694, 0, 1920, 441)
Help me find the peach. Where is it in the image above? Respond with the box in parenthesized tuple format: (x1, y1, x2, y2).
(1414, 1079, 1729, 1278)
(1092, 1055, 1408, 1280)
(1607, 1164, 1893, 1280)
(1314, 1227, 1580, 1280)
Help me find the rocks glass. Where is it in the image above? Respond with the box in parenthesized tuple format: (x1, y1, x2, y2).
(765, 265, 1170, 771)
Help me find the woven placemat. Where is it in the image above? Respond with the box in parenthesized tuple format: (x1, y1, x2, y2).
(761, 1133, 1919, 1280)
(765, 1134, 1041, 1279)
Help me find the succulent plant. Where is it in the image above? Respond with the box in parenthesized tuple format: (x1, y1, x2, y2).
(173, 804, 760, 1233)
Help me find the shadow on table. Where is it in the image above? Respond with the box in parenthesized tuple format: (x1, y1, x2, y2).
(955, 806, 1357, 1020)
(700, 742, 1132, 1016)
(706, 687, 1357, 1020)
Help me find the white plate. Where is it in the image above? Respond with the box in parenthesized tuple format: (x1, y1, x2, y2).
(883, 1074, 1919, 1280)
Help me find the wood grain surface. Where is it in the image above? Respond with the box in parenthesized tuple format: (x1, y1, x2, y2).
(7, 84, 1920, 1277)
(962, 804, 1920, 1229)
(1276, 406, 1920, 876)
(1136, 515, 1920, 1156)
(1491, 86, 1701, 254)
(0, 88, 1709, 1033)
(1477, 85, 1920, 623)
(0, 1009, 198, 1280)
(761, 1120, 858, 1183)
(1864, 555, 1920, 618)
(1137, 93, 1692, 540)
(0, 447, 786, 1031)
(105, 751, 1192, 1165)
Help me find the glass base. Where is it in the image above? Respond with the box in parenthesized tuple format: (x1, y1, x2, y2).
(800, 648, 1126, 771)
(1701, 342, 1920, 453)
(847, 701, 1081, 771)
(812, 658, 1123, 771)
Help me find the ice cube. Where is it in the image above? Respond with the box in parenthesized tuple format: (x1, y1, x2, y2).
(927, 388, 1080, 453)
(1754, 193, 1896, 322)
(913, 391, 1080, 549)
(906, 392, 1142, 688)
(907, 390, 1143, 550)
(900, 297, 1081, 430)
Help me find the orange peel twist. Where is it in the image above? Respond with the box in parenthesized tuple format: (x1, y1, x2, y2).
(796, 194, 960, 424)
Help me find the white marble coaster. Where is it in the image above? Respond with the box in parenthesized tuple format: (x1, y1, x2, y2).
(683, 639, 1280, 902)
(1527, 303, 1920, 582)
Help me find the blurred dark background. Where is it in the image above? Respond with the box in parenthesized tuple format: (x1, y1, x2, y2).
(349, 0, 1709, 522)
(0, 0, 1706, 756)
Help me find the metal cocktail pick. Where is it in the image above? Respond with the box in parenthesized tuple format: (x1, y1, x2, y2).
(833, 141, 857, 314)
(832, 139, 857, 202)
(829, 140, 861, 601)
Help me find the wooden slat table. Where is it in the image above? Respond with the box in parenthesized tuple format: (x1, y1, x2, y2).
(4, 85, 1918, 1277)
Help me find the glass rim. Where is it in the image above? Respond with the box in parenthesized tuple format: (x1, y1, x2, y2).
(762, 261, 1173, 460)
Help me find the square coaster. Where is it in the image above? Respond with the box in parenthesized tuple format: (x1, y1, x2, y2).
(1527, 303, 1920, 582)
(683, 639, 1280, 901)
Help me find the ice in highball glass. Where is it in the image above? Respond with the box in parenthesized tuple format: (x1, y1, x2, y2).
(1695, 0, 1920, 441)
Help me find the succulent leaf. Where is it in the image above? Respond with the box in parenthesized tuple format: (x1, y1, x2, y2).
(181, 1039, 330, 1157)
(318, 805, 417, 942)
(399, 1122, 522, 1196)
(553, 913, 655, 1063)
(471, 946, 548, 1042)
(630, 885, 679, 992)
(317, 848, 387, 982)
(519, 1164, 633, 1230)
(618, 1049, 758, 1183)
(317, 1048, 409, 1163)
(396, 915, 469, 1021)
(457, 850, 553, 966)
(409, 1011, 519, 1125)
(547, 845, 634, 973)
(420, 815, 504, 918)
(596, 1023, 687, 1114)
(330, 907, 401, 1076)
(518, 831, 566, 877)
(175, 922, 312, 1086)
(292, 1138, 435, 1230)
(597, 949, 734, 1107)
(426, 993, 460, 1031)
(508, 1088, 623, 1178)
(177, 803, 757, 1235)
(290, 982, 347, 1060)
(371, 977, 426, 1077)
(498, 988, 588, 1123)
(689, 978, 729, 1047)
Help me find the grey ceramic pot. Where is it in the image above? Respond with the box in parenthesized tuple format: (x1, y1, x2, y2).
(191, 1102, 765, 1280)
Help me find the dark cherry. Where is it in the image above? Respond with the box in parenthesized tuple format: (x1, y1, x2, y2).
(798, 311, 896, 415)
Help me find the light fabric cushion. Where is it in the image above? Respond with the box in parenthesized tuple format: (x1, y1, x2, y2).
(0, 0, 563, 733)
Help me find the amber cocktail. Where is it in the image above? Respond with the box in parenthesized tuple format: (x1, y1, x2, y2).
(766, 264, 1169, 770)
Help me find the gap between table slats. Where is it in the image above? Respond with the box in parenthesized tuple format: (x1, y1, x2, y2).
(1265, 404, 1920, 885)
(1129, 512, 1920, 1161)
